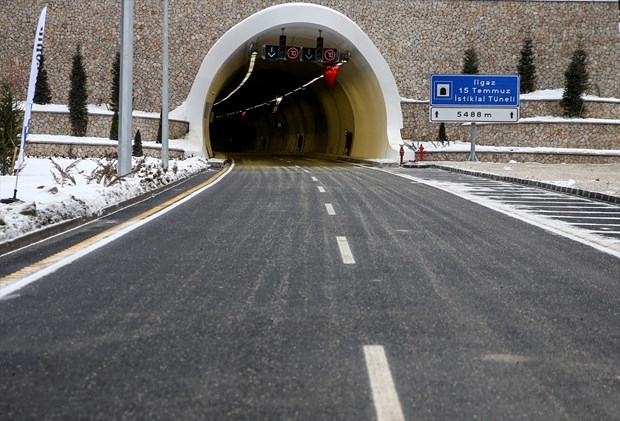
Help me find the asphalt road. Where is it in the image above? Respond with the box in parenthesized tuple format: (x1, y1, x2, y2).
(1, 155, 618, 420)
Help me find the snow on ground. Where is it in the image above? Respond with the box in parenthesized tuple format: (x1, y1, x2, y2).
(409, 140, 620, 156)
(1, 152, 210, 244)
(26, 102, 188, 120)
(29, 133, 191, 151)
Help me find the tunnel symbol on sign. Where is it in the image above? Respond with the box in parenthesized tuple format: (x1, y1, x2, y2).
(436, 83, 451, 98)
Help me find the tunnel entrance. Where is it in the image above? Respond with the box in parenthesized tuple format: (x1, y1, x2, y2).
(184, 3, 403, 160)
(209, 58, 346, 155)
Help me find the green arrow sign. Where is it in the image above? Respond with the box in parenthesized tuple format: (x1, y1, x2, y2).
(303, 47, 316, 61)
(264, 45, 279, 60)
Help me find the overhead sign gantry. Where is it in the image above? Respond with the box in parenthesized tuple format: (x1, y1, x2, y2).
(262, 29, 341, 63)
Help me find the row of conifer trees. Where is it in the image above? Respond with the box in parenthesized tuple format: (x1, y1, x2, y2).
(0, 35, 595, 174)
(436, 38, 590, 143)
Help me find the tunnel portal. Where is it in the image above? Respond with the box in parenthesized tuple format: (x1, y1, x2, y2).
(184, 3, 404, 160)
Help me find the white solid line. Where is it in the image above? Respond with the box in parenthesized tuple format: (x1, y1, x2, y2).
(0, 164, 236, 298)
(336, 236, 355, 264)
(569, 223, 620, 227)
(318, 186, 326, 193)
(533, 209, 618, 213)
(311, 176, 318, 181)
(364, 345, 405, 421)
(325, 203, 336, 215)
(547, 216, 620, 220)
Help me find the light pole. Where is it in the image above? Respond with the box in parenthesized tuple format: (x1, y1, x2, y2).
(162, 0, 169, 170)
(118, 0, 134, 176)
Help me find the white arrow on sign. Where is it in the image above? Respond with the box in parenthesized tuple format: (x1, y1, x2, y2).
(430, 107, 519, 123)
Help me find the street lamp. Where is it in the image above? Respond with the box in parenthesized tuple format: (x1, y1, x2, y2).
(118, 0, 133, 176)
(162, 0, 169, 170)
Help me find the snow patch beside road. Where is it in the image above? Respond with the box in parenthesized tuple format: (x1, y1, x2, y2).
(1, 156, 210, 245)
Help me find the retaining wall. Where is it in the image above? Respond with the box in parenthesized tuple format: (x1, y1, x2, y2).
(402, 100, 620, 151)
(2, 0, 618, 113)
(28, 112, 189, 142)
(25, 142, 185, 160)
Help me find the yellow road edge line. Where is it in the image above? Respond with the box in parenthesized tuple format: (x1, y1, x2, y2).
(0, 165, 230, 288)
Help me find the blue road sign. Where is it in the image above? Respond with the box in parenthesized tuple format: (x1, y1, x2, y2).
(430, 74, 520, 107)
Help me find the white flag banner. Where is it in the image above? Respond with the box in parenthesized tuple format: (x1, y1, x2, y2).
(15, 5, 47, 172)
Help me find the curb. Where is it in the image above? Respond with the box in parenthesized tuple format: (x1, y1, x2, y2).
(431, 164, 620, 205)
(0, 165, 222, 256)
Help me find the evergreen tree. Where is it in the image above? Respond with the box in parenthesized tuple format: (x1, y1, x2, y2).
(109, 51, 120, 140)
(33, 50, 52, 104)
(437, 122, 448, 144)
(462, 47, 480, 74)
(517, 38, 537, 94)
(110, 51, 120, 106)
(560, 43, 590, 118)
(68, 44, 88, 136)
(133, 129, 143, 157)
(0, 80, 23, 175)
(110, 103, 119, 140)
(156, 107, 162, 144)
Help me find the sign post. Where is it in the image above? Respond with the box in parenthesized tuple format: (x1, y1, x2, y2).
(469, 123, 477, 162)
(429, 74, 520, 162)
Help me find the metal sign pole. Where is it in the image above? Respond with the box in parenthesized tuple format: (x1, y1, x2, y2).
(118, 0, 134, 176)
(468, 122, 478, 162)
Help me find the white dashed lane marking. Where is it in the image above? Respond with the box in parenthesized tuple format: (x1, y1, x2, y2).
(336, 236, 355, 264)
(364, 345, 405, 421)
(325, 203, 336, 215)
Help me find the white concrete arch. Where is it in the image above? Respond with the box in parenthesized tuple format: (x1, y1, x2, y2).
(184, 2, 403, 158)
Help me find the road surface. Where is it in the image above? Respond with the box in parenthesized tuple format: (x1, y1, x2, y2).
(1, 155, 618, 420)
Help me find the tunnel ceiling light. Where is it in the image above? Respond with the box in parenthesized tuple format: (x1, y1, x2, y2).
(272, 95, 283, 113)
(214, 50, 258, 106)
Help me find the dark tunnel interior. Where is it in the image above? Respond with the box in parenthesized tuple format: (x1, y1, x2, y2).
(209, 58, 332, 154)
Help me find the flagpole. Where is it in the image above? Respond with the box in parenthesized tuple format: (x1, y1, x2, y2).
(7, 5, 47, 203)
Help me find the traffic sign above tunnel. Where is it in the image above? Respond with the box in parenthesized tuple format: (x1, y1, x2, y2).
(262, 29, 340, 63)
